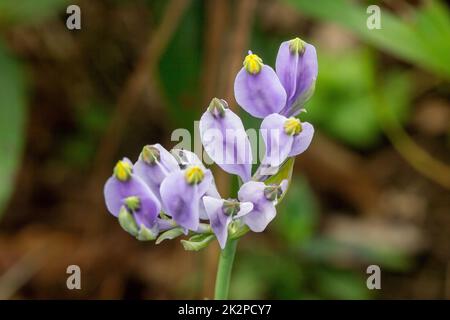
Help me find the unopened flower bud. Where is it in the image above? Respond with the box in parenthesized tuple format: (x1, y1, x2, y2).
(284, 117, 302, 136)
(113, 160, 132, 181)
(141, 145, 161, 165)
(185, 165, 204, 184)
(243, 51, 263, 74)
(289, 37, 306, 55)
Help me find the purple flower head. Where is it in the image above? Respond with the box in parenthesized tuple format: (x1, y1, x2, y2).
(104, 158, 161, 238)
(102, 36, 317, 251)
(133, 144, 180, 208)
(160, 165, 213, 231)
(200, 98, 253, 182)
(234, 38, 317, 119)
(276, 38, 318, 117)
(234, 51, 287, 118)
(203, 196, 253, 249)
(261, 113, 314, 168)
(237, 180, 287, 232)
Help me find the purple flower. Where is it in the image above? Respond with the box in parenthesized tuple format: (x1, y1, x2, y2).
(276, 38, 318, 117)
(170, 148, 221, 220)
(261, 113, 314, 168)
(133, 144, 180, 207)
(202, 197, 253, 249)
(234, 51, 287, 118)
(237, 180, 287, 232)
(160, 165, 213, 231)
(104, 158, 161, 236)
(234, 38, 317, 119)
(199, 98, 253, 182)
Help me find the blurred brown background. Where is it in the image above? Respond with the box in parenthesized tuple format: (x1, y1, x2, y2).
(0, 0, 449, 299)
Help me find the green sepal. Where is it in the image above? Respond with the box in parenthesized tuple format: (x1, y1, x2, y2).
(156, 227, 185, 244)
(264, 157, 295, 204)
(229, 221, 250, 240)
(118, 206, 139, 236)
(181, 233, 215, 251)
(136, 224, 158, 241)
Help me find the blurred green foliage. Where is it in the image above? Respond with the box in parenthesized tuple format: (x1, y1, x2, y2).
(158, 0, 203, 131)
(0, 0, 69, 25)
(288, 0, 450, 79)
(0, 44, 26, 219)
(303, 50, 412, 148)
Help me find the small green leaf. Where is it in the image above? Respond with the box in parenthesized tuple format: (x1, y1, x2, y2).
(181, 234, 215, 251)
(0, 43, 26, 220)
(156, 227, 185, 244)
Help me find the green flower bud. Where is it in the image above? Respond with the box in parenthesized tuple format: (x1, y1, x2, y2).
(118, 206, 138, 236)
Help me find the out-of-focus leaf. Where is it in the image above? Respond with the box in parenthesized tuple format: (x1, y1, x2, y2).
(62, 101, 110, 167)
(314, 267, 372, 299)
(231, 247, 305, 299)
(159, 0, 202, 129)
(302, 238, 411, 271)
(0, 0, 69, 25)
(0, 43, 26, 219)
(303, 49, 411, 148)
(287, 0, 450, 79)
(275, 177, 318, 244)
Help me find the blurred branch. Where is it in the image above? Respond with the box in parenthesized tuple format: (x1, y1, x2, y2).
(375, 92, 450, 190)
(91, 0, 192, 187)
(0, 244, 46, 299)
(297, 133, 380, 214)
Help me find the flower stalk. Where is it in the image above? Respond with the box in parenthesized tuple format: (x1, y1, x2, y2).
(214, 239, 238, 300)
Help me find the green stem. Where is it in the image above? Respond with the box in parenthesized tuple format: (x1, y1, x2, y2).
(214, 238, 238, 300)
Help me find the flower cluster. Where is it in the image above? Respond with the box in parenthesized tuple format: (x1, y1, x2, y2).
(104, 37, 317, 250)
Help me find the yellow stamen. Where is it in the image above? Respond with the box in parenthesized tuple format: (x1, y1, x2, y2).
(284, 118, 302, 136)
(185, 165, 205, 184)
(114, 160, 132, 181)
(243, 52, 263, 74)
